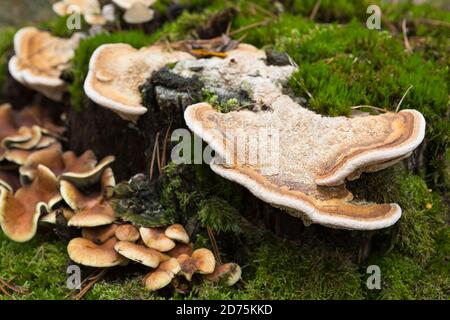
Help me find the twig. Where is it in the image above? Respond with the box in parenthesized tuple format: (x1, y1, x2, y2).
(309, 0, 321, 20)
(396, 85, 413, 112)
(161, 120, 173, 169)
(351, 105, 387, 113)
(228, 19, 272, 37)
(402, 19, 412, 53)
(156, 134, 162, 174)
(207, 227, 222, 265)
(73, 268, 108, 300)
(414, 18, 450, 28)
(249, 2, 278, 19)
(0, 278, 26, 294)
(0, 282, 11, 297)
(149, 132, 160, 181)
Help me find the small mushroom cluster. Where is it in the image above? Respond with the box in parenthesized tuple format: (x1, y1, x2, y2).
(8, 27, 81, 101)
(53, 0, 107, 26)
(69, 222, 241, 291)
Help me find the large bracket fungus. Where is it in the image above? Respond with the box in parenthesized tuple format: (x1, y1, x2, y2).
(182, 45, 426, 230)
(84, 43, 194, 122)
(8, 27, 80, 101)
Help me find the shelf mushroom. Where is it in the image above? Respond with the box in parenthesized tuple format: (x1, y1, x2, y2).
(8, 27, 80, 101)
(53, 0, 106, 25)
(0, 165, 62, 242)
(84, 43, 194, 122)
(184, 101, 425, 230)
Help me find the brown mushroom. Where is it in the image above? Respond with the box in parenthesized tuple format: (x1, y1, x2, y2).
(177, 248, 216, 281)
(204, 263, 241, 286)
(166, 243, 194, 258)
(114, 240, 163, 268)
(115, 224, 140, 242)
(165, 224, 190, 244)
(0, 165, 61, 242)
(81, 224, 118, 244)
(139, 227, 176, 252)
(68, 202, 116, 227)
(144, 257, 180, 291)
(67, 237, 127, 267)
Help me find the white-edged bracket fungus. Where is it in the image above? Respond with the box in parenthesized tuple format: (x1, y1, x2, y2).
(140, 227, 176, 252)
(67, 237, 127, 267)
(8, 27, 80, 101)
(144, 257, 180, 291)
(84, 43, 193, 122)
(53, 0, 106, 25)
(182, 45, 426, 231)
(0, 165, 62, 242)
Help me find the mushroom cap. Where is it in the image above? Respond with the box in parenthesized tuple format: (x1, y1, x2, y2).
(60, 166, 115, 211)
(123, 3, 154, 24)
(184, 100, 425, 230)
(8, 27, 79, 101)
(165, 224, 189, 244)
(166, 243, 194, 258)
(112, 0, 156, 10)
(0, 170, 20, 193)
(83, 43, 194, 122)
(67, 237, 127, 267)
(81, 223, 118, 244)
(0, 165, 61, 242)
(192, 248, 216, 274)
(68, 202, 116, 227)
(53, 0, 106, 25)
(144, 257, 180, 291)
(205, 263, 241, 286)
(59, 155, 115, 188)
(114, 240, 162, 268)
(115, 224, 140, 242)
(139, 227, 176, 252)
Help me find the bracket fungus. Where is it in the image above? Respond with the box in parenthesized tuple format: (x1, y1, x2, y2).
(84, 43, 193, 122)
(0, 165, 61, 242)
(67, 237, 127, 267)
(8, 27, 80, 101)
(53, 0, 106, 26)
(182, 45, 426, 230)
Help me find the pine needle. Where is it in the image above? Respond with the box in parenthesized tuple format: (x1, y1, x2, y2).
(396, 85, 413, 112)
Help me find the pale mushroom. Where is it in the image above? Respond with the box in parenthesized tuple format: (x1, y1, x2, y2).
(165, 224, 190, 244)
(112, 0, 156, 10)
(8, 27, 80, 101)
(67, 237, 127, 267)
(84, 43, 194, 122)
(123, 2, 154, 24)
(114, 240, 164, 268)
(53, 0, 106, 25)
(204, 263, 241, 286)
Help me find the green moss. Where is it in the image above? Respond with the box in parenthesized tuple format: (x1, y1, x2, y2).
(198, 197, 242, 234)
(0, 27, 15, 101)
(0, 232, 69, 300)
(69, 31, 153, 111)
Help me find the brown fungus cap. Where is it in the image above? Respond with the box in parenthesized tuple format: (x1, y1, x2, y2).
(67, 237, 127, 267)
(165, 224, 190, 244)
(81, 224, 118, 244)
(144, 257, 180, 291)
(114, 241, 163, 268)
(0, 165, 61, 242)
(68, 202, 116, 227)
(139, 227, 176, 252)
(177, 248, 216, 281)
(115, 224, 140, 242)
(166, 243, 194, 258)
(204, 263, 241, 286)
